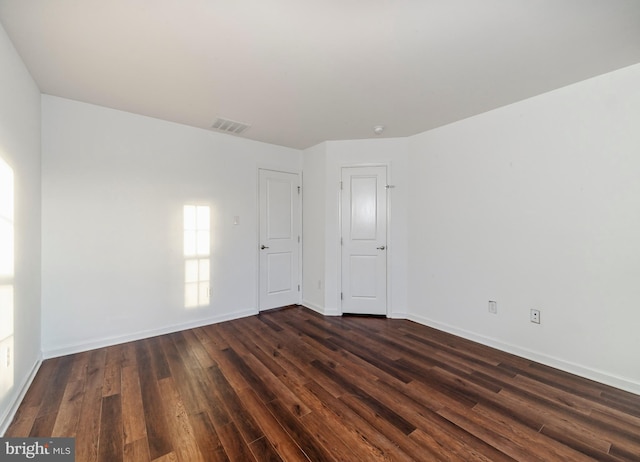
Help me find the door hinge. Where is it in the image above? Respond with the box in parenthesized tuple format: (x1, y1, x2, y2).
(340, 237, 343, 245)
(298, 235, 301, 243)
(340, 181, 343, 190)
(298, 284, 301, 292)
(340, 292, 343, 300)
(297, 186, 301, 194)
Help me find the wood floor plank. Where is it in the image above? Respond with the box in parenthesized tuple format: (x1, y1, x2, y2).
(135, 340, 173, 461)
(6, 305, 640, 462)
(157, 377, 205, 462)
(159, 333, 207, 415)
(436, 406, 526, 462)
(310, 359, 417, 435)
(472, 403, 597, 461)
(98, 394, 124, 462)
(215, 323, 312, 419)
(275, 371, 393, 462)
(304, 380, 416, 462)
(187, 411, 229, 462)
(298, 411, 363, 461)
(215, 421, 258, 462)
(147, 336, 172, 381)
(69, 351, 91, 382)
(179, 329, 216, 370)
(151, 452, 178, 462)
(85, 349, 107, 391)
(51, 379, 84, 437)
(265, 398, 335, 462)
(242, 317, 315, 389)
(221, 346, 278, 402)
(539, 423, 619, 461)
(221, 321, 286, 376)
(589, 408, 640, 446)
(74, 383, 103, 462)
(337, 392, 446, 461)
(121, 365, 147, 445)
(248, 436, 283, 462)
(191, 366, 233, 429)
(195, 324, 230, 350)
(29, 355, 75, 436)
(103, 345, 123, 397)
(235, 386, 310, 462)
(206, 363, 263, 445)
(123, 438, 150, 462)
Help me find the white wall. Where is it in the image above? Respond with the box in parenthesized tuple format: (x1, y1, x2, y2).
(301, 142, 327, 312)
(407, 63, 640, 394)
(303, 138, 410, 317)
(41, 96, 301, 357)
(0, 24, 42, 433)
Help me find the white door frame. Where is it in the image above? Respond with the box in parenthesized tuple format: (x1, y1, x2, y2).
(338, 163, 392, 316)
(257, 167, 302, 312)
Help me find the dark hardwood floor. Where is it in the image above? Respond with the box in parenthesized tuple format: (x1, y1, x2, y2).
(6, 305, 640, 461)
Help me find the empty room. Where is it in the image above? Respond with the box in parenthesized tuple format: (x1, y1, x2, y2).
(1, 1, 640, 461)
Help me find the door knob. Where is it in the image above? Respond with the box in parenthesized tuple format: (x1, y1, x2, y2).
(377, 245, 386, 250)
(261, 245, 269, 250)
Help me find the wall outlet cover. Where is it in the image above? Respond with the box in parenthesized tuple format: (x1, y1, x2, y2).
(530, 309, 540, 324)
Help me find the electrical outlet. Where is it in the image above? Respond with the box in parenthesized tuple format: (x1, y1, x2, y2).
(488, 301, 497, 314)
(530, 309, 540, 324)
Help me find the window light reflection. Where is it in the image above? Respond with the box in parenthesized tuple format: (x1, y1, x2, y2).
(184, 205, 210, 308)
(0, 156, 14, 399)
(0, 158, 13, 278)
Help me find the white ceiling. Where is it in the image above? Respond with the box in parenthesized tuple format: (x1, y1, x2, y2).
(1, 1, 639, 149)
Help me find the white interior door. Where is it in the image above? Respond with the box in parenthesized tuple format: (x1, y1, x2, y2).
(341, 166, 387, 315)
(259, 169, 301, 311)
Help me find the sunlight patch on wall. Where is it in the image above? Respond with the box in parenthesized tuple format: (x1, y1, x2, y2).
(0, 156, 14, 398)
(184, 205, 210, 308)
(0, 158, 13, 278)
(0, 286, 13, 397)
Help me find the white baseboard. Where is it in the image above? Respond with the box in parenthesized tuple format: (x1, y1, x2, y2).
(388, 310, 409, 319)
(407, 312, 640, 396)
(300, 300, 340, 316)
(42, 308, 258, 359)
(0, 356, 42, 436)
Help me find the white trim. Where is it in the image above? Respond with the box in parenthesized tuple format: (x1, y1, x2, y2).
(407, 312, 640, 396)
(387, 311, 409, 320)
(42, 308, 257, 359)
(0, 356, 42, 436)
(299, 170, 304, 310)
(301, 299, 340, 317)
(337, 172, 343, 315)
(384, 162, 393, 317)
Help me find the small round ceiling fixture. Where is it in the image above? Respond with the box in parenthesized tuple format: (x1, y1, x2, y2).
(373, 125, 385, 135)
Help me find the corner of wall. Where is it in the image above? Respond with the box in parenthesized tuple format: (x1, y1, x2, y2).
(0, 356, 42, 436)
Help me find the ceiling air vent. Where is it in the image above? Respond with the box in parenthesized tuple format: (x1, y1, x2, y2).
(211, 117, 251, 135)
